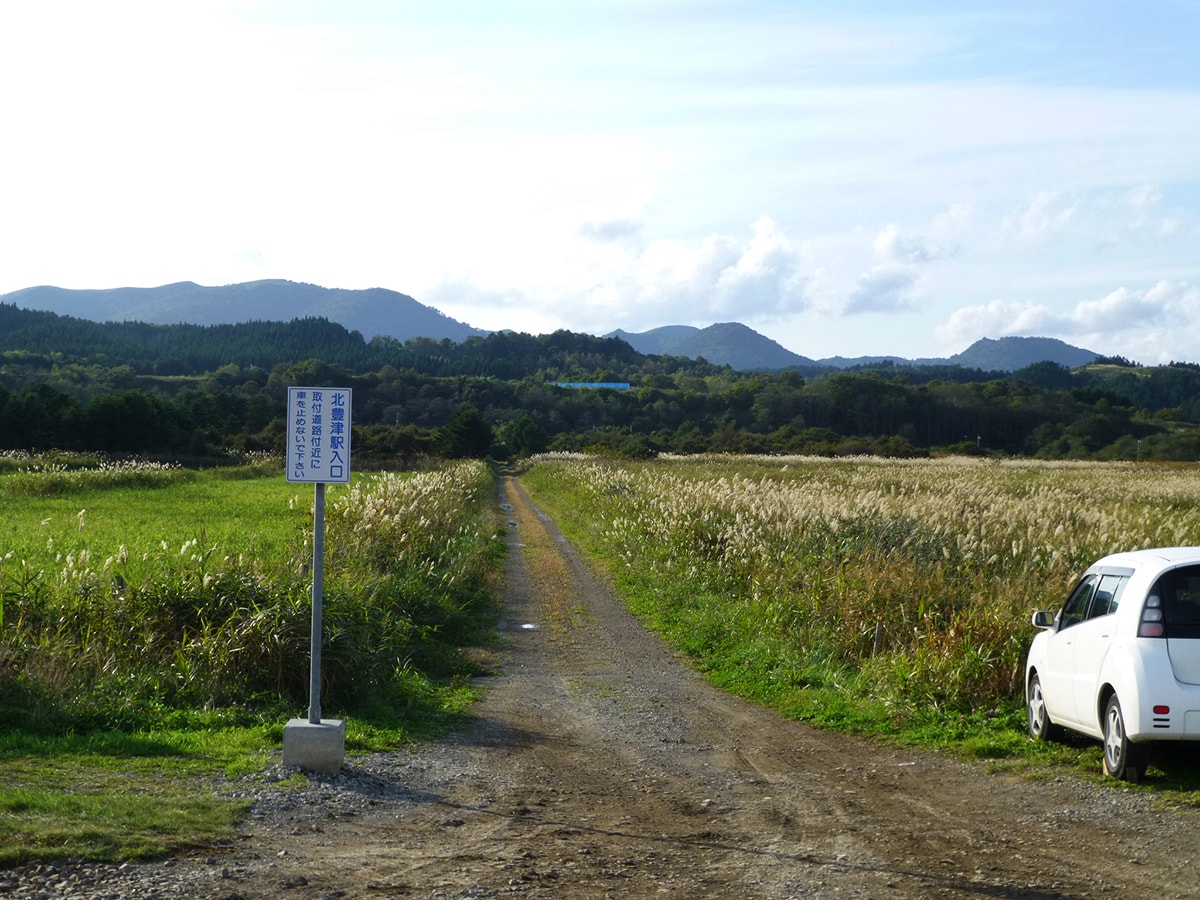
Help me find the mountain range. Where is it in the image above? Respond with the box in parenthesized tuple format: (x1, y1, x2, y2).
(1, 279, 1100, 372)
(609, 324, 1099, 372)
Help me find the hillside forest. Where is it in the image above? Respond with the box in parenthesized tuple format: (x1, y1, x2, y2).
(2, 303, 1199, 463)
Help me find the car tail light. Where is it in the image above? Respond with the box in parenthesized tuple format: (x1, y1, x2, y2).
(1138, 594, 1165, 638)
(1154, 705, 1171, 715)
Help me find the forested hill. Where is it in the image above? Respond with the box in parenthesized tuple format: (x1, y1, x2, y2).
(2, 279, 484, 343)
(0, 304, 376, 374)
(2, 302, 1200, 463)
(0, 302, 662, 378)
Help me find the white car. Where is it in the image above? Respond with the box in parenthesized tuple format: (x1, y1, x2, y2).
(1025, 547, 1200, 781)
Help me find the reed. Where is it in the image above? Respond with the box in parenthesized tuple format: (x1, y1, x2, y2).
(522, 454, 1200, 734)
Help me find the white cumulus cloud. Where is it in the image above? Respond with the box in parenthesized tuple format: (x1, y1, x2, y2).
(844, 266, 921, 314)
(873, 223, 958, 264)
(936, 281, 1200, 363)
(429, 217, 816, 334)
(586, 217, 816, 328)
(1006, 191, 1078, 244)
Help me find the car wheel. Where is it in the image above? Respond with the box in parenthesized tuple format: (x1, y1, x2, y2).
(1027, 673, 1061, 742)
(1102, 694, 1142, 782)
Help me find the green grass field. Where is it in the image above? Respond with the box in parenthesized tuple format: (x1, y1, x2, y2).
(0, 458, 501, 864)
(1, 466, 310, 573)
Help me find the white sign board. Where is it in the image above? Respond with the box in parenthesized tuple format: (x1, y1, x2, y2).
(286, 387, 352, 483)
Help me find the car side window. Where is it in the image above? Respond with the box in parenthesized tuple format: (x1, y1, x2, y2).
(1086, 573, 1128, 619)
(1107, 574, 1128, 614)
(1059, 575, 1097, 630)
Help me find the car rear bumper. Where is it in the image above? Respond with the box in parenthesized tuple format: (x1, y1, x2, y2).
(1130, 682, 1200, 740)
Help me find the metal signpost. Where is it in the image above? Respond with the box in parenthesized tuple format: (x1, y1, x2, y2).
(282, 387, 352, 772)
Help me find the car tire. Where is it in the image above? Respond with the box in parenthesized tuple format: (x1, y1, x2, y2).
(1102, 694, 1142, 782)
(1027, 672, 1061, 742)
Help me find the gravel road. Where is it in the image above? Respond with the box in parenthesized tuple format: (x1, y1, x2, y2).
(5, 475, 1200, 899)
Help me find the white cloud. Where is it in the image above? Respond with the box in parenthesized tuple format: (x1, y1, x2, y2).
(929, 203, 974, 237)
(1094, 184, 1200, 248)
(1005, 191, 1078, 245)
(873, 222, 961, 264)
(426, 217, 816, 334)
(847, 214, 962, 316)
(578, 219, 644, 244)
(936, 281, 1199, 362)
(1071, 283, 1176, 331)
(709, 217, 811, 316)
(844, 266, 921, 315)
(936, 301, 1063, 343)
(583, 217, 817, 328)
(1125, 185, 1162, 226)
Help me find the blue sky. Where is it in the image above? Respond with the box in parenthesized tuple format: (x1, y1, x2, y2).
(1, 1, 1197, 363)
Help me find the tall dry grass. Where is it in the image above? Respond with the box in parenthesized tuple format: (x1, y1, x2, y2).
(523, 454, 1200, 720)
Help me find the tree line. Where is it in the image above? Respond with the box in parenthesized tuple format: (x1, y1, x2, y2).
(1, 304, 1198, 462)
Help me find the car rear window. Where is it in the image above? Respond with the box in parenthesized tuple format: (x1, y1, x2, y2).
(1149, 565, 1200, 638)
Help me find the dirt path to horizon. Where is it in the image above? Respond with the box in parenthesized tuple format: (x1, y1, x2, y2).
(86, 475, 1200, 899)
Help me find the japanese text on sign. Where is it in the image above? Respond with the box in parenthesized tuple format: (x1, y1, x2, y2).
(287, 387, 352, 483)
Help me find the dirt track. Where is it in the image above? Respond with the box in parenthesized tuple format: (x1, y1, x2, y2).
(34, 475, 1200, 898)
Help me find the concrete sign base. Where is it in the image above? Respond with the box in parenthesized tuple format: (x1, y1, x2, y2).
(282, 718, 345, 773)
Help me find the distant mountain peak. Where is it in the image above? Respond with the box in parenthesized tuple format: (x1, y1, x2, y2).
(607, 325, 699, 356)
(607, 322, 815, 370)
(947, 336, 1099, 371)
